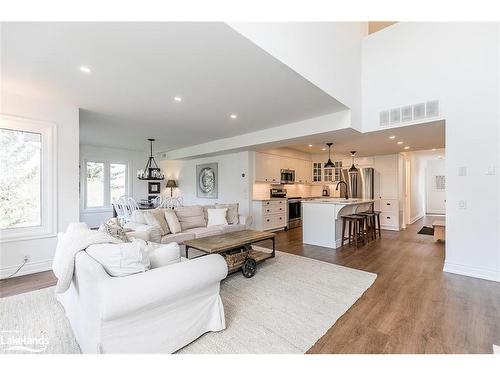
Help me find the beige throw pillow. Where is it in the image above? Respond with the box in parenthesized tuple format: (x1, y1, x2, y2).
(144, 210, 170, 236)
(215, 203, 239, 225)
(207, 208, 228, 227)
(175, 205, 206, 230)
(164, 211, 182, 234)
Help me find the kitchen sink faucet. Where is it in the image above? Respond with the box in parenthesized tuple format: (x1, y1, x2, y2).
(335, 181, 349, 199)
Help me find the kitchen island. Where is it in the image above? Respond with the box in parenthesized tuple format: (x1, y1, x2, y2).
(302, 198, 375, 249)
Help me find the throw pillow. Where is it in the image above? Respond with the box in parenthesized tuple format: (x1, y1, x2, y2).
(146, 242, 181, 268)
(130, 210, 147, 224)
(98, 222, 130, 242)
(207, 208, 228, 227)
(175, 205, 206, 230)
(144, 210, 170, 236)
(215, 203, 239, 224)
(164, 211, 182, 234)
(202, 205, 216, 224)
(86, 240, 150, 276)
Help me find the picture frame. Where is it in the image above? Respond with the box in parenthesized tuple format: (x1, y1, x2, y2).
(196, 162, 218, 198)
(148, 181, 160, 194)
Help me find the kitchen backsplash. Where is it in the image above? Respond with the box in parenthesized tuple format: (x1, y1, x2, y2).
(252, 183, 341, 200)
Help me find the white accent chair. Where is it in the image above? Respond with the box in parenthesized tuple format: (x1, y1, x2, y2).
(57, 250, 228, 353)
(151, 196, 163, 207)
(159, 197, 183, 209)
(115, 196, 139, 222)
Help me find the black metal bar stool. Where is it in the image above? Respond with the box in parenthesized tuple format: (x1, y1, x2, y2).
(341, 214, 367, 247)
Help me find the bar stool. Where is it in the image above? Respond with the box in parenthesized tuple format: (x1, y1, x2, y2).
(356, 212, 377, 241)
(341, 215, 367, 248)
(361, 210, 381, 238)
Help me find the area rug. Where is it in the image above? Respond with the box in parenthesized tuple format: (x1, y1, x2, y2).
(0, 251, 376, 354)
(418, 226, 434, 235)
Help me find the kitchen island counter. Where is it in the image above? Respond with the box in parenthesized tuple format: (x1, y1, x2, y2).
(302, 199, 374, 249)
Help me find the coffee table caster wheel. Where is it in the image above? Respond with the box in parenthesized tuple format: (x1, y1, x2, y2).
(242, 258, 257, 278)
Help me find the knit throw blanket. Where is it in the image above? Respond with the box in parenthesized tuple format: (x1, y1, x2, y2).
(52, 223, 123, 293)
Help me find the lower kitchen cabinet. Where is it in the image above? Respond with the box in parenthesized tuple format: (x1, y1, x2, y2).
(252, 199, 288, 231)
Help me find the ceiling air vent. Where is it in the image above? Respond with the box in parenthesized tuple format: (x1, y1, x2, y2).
(413, 103, 426, 121)
(379, 110, 390, 127)
(426, 100, 439, 117)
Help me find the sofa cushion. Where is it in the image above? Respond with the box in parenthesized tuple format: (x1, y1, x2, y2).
(202, 205, 216, 223)
(207, 208, 228, 227)
(146, 242, 181, 268)
(160, 232, 195, 245)
(184, 227, 223, 239)
(175, 205, 206, 230)
(215, 203, 239, 224)
(86, 240, 150, 277)
(164, 211, 182, 234)
(221, 223, 247, 233)
(130, 210, 147, 224)
(144, 210, 170, 236)
(98, 221, 129, 243)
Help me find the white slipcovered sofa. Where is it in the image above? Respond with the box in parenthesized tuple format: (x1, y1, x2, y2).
(57, 248, 228, 353)
(124, 204, 252, 245)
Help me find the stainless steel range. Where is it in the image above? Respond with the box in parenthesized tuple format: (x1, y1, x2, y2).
(287, 196, 302, 229)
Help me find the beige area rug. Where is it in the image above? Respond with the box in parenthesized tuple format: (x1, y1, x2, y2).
(0, 251, 376, 354)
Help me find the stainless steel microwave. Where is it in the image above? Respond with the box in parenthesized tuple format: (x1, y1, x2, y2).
(280, 169, 295, 184)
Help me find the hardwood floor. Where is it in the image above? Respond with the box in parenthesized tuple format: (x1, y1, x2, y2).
(1, 216, 499, 353)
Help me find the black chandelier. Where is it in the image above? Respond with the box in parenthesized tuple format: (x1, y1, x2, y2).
(137, 138, 165, 181)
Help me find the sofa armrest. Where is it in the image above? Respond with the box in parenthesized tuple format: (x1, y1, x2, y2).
(239, 215, 253, 228)
(99, 254, 228, 321)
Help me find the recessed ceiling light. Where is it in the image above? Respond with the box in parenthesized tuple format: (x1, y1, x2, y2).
(389, 135, 396, 139)
(308, 144, 313, 148)
(79, 66, 91, 74)
(432, 148, 436, 151)
(397, 141, 404, 145)
(321, 148, 326, 151)
(230, 114, 237, 119)
(404, 146, 410, 150)
(174, 96, 182, 102)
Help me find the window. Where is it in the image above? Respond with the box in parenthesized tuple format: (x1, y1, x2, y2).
(1, 115, 56, 241)
(84, 161, 128, 209)
(86, 162, 105, 207)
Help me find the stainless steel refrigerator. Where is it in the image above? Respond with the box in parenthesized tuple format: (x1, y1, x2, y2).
(340, 167, 374, 199)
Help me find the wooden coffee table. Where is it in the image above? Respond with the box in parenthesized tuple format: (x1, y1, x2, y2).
(184, 230, 276, 278)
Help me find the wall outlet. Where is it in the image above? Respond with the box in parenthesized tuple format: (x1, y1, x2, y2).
(458, 200, 467, 209)
(23, 255, 30, 263)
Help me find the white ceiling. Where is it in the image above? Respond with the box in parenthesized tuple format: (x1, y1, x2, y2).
(260, 120, 446, 157)
(1, 22, 346, 151)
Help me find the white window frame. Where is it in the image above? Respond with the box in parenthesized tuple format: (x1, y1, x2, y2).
(81, 160, 130, 213)
(0, 114, 57, 242)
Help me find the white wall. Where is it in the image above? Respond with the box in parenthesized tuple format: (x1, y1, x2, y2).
(229, 22, 367, 128)
(1, 90, 80, 277)
(159, 151, 252, 216)
(79, 144, 149, 228)
(363, 23, 500, 281)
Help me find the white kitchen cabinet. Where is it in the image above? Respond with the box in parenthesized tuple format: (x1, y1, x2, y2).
(254, 152, 311, 184)
(252, 199, 287, 231)
(254, 152, 280, 183)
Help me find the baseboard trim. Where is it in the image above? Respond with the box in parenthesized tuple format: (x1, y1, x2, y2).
(0, 259, 53, 279)
(443, 262, 500, 283)
(409, 214, 424, 224)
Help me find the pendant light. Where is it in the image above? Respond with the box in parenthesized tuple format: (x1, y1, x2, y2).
(137, 138, 165, 180)
(349, 151, 359, 176)
(324, 142, 335, 168)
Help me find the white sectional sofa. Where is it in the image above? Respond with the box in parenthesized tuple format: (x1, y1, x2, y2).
(124, 204, 252, 245)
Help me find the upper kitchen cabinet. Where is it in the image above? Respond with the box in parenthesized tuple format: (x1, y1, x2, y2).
(253, 152, 311, 184)
(254, 152, 281, 183)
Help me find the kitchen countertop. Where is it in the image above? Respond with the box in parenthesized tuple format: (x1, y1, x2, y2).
(301, 198, 375, 206)
(252, 196, 326, 201)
